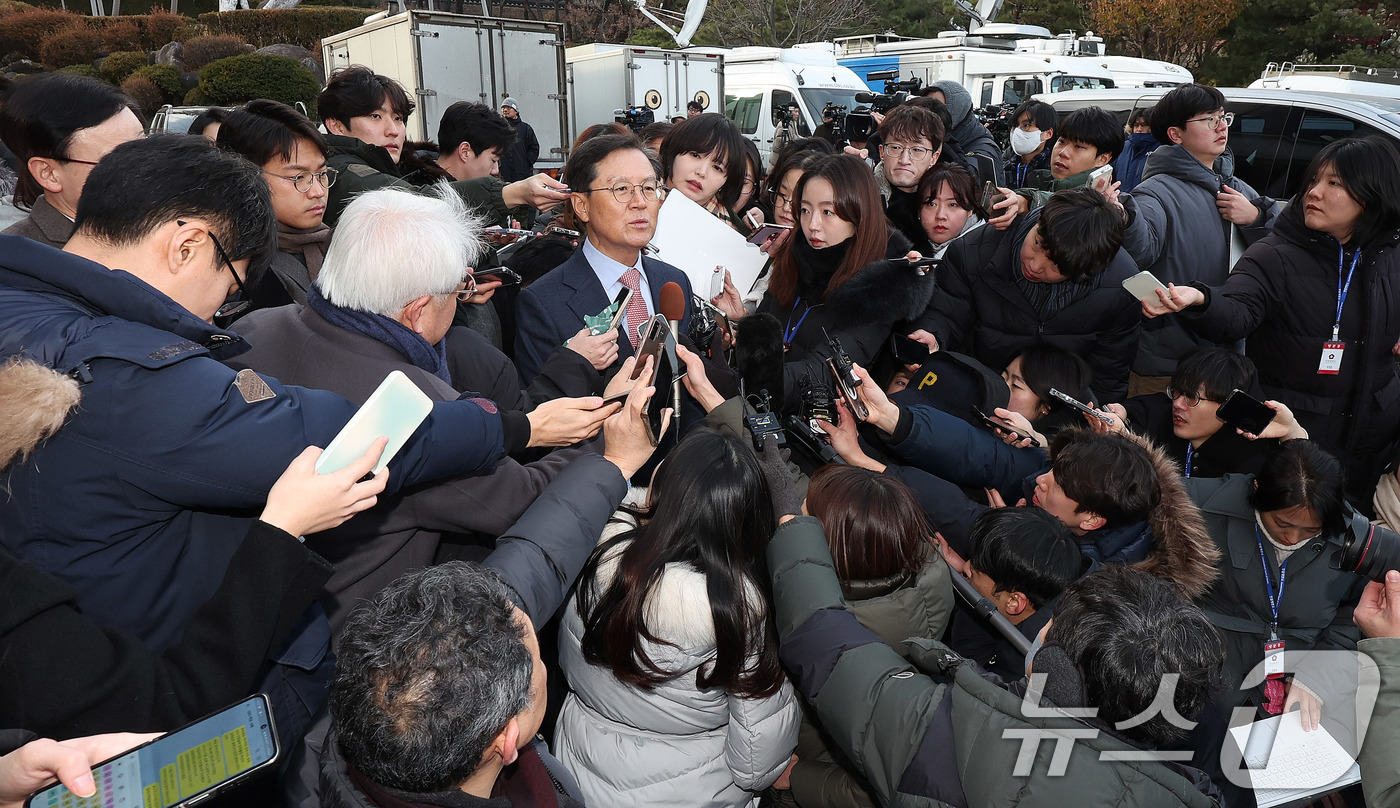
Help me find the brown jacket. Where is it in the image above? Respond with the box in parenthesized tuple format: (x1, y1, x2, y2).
(1, 197, 73, 250)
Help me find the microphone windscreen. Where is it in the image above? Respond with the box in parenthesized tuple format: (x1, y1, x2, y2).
(659, 281, 686, 323)
(854, 92, 876, 103)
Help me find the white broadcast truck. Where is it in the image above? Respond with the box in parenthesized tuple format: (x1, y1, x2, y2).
(321, 9, 570, 173)
(565, 44, 724, 139)
(720, 44, 870, 164)
(835, 27, 1117, 109)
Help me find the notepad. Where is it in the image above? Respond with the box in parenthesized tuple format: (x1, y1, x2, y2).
(1228, 712, 1362, 807)
(315, 370, 433, 476)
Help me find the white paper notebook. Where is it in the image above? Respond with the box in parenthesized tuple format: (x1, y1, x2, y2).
(650, 190, 769, 302)
(1228, 712, 1362, 807)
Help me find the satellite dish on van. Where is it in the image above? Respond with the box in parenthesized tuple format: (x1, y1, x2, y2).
(632, 0, 708, 48)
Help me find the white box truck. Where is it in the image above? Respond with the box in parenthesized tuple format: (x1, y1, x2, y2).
(721, 44, 869, 165)
(322, 10, 569, 173)
(565, 44, 724, 138)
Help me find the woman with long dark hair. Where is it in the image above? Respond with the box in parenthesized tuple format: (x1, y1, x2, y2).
(757, 153, 934, 411)
(556, 428, 799, 808)
(1145, 136, 1400, 510)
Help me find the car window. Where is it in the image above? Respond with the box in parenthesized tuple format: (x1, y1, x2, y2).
(1280, 108, 1386, 198)
(1225, 102, 1293, 198)
(772, 89, 811, 136)
(1002, 78, 1044, 106)
(726, 93, 762, 134)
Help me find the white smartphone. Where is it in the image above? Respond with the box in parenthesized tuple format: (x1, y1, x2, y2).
(1088, 164, 1114, 195)
(1122, 270, 1169, 304)
(316, 370, 434, 476)
(708, 267, 725, 300)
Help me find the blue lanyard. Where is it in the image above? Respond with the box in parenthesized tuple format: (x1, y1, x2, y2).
(1332, 244, 1362, 341)
(1016, 161, 1030, 187)
(1184, 444, 1194, 478)
(1256, 525, 1289, 635)
(783, 297, 813, 348)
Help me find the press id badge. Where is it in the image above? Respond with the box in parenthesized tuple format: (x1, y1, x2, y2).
(1318, 341, 1345, 375)
(1264, 639, 1286, 676)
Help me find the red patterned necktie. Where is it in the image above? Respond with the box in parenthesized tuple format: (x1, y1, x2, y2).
(620, 268, 648, 349)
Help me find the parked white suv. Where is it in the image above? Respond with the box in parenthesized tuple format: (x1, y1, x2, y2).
(1037, 87, 1400, 199)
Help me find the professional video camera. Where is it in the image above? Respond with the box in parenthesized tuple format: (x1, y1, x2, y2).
(822, 102, 849, 143)
(975, 103, 1014, 151)
(846, 106, 876, 143)
(856, 70, 924, 115)
(775, 103, 801, 126)
(614, 105, 655, 133)
(783, 373, 843, 466)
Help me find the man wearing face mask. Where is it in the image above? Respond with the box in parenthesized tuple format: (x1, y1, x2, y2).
(1002, 100, 1057, 191)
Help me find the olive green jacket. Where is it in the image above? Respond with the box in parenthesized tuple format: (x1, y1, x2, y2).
(323, 134, 512, 227)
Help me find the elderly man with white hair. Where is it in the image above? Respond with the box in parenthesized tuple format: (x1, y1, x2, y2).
(229, 185, 629, 633)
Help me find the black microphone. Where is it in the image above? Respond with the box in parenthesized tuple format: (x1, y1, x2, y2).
(854, 92, 877, 104)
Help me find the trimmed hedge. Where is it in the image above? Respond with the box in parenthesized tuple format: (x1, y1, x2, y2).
(122, 74, 164, 117)
(197, 52, 318, 111)
(132, 62, 181, 99)
(180, 33, 250, 68)
(99, 49, 148, 83)
(198, 7, 368, 53)
(38, 22, 102, 67)
(57, 62, 99, 78)
(0, 8, 77, 60)
(183, 85, 212, 105)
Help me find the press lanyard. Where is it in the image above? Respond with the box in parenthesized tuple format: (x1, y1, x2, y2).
(1332, 244, 1362, 341)
(783, 297, 813, 350)
(1184, 444, 1194, 478)
(1016, 161, 1030, 187)
(1256, 525, 1288, 640)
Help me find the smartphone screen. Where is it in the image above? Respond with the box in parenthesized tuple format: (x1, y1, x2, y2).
(645, 349, 675, 446)
(890, 334, 931, 366)
(1217, 389, 1275, 435)
(27, 695, 277, 808)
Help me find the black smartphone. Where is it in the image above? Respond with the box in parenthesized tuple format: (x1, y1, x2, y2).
(826, 332, 868, 421)
(643, 349, 675, 447)
(890, 334, 932, 366)
(470, 267, 522, 287)
(972, 406, 1041, 448)
(1049, 387, 1115, 424)
(1217, 389, 1276, 435)
(26, 694, 278, 808)
(629, 315, 687, 384)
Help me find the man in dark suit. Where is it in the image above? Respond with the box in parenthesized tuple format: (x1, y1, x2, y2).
(514, 134, 693, 386)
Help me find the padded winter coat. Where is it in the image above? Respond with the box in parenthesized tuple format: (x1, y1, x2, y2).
(556, 524, 801, 808)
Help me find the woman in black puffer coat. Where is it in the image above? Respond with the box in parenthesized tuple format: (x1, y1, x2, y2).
(752, 154, 934, 412)
(1145, 136, 1400, 511)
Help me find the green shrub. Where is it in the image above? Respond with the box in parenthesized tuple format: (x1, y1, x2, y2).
(100, 18, 142, 51)
(132, 62, 181, 100)
(0, 8, 80, 60)
(183, 85, 212, 105)
(57, 62, 100, 78)
(39, 23, 102, 67)
(122, 74, 165, 117)
(100, 49, 148, 83)
(180, 33, 250, 69)
(197, 52, 318, 111)
(173, 22, 204, 42)
(0, 0, 37, 13)
(198, 7, 368, 52)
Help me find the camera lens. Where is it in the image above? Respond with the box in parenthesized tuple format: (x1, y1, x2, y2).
(1332, 522, 1400, 582)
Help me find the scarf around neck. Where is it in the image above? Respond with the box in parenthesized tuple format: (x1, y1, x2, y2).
(792, 232, 852, 302)
(276, 221, 332, 279)
(307, 284, 453, 385)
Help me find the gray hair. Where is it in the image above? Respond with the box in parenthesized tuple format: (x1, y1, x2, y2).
(317, 182, 486, 318)
(330, 562, 534, 792)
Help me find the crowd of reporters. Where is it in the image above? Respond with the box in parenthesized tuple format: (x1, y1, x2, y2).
(3, 63, 1400, 808)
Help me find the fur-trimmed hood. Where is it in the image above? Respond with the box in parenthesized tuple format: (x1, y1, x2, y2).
(822, 228, 935, 324)
(1131, 434, 1221, 600)
(0, 358, 80, 472)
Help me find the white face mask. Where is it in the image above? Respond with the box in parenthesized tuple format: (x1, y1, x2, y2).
(1010, 127, 1044, 156)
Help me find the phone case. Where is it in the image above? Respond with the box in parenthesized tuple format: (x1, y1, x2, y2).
(315, 370, 433, 475)
(1122, 270, 1168, 303)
